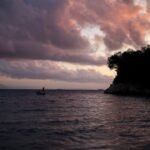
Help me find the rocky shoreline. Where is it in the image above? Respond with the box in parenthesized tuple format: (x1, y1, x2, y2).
(104, 83, 150, 96)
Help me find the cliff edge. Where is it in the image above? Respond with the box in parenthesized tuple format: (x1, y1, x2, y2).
(105, 45, 150, 96)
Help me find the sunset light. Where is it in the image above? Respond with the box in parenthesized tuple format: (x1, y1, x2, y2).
(0, 0, 150, 89)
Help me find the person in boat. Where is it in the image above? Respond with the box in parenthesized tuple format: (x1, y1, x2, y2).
(42, 87, 45, 91)
(37, 87, 46, 95)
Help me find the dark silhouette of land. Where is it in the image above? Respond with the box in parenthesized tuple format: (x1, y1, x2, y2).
(105, 45, 150, 95)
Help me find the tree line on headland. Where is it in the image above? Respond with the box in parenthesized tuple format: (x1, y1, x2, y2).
(105, 45, 150, 95)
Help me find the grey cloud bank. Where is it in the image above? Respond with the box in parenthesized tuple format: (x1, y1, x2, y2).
(0, 60, 112, 83)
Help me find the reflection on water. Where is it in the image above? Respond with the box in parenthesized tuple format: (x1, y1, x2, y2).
(0, 90, 150, 150)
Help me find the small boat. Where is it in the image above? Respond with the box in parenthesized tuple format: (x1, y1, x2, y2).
(36, 87, 46, 95)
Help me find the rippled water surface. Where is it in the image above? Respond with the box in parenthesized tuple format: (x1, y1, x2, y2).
(0, 90, 150, 150)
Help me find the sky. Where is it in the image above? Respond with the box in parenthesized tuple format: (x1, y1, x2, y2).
(0, 0, 150, 89)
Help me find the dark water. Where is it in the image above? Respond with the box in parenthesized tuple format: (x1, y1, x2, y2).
(0, 90, 150, 150)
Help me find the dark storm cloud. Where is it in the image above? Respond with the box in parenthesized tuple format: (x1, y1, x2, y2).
(0, 39, 106, 65)
(0, 0, 148, 64)
(0, 0, 103, 65)
(0, 60, 112, 83)
(0, 0, 84, 49)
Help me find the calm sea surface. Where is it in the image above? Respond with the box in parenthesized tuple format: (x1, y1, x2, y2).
(0, 90, 150, 150)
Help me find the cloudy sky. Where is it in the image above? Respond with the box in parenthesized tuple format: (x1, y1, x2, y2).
(0, 0, 150, 89)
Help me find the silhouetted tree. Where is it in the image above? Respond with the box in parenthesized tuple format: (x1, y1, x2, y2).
(108, 45, 150, 88)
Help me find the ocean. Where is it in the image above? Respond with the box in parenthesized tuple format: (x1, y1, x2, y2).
(0, 90, 150, 150)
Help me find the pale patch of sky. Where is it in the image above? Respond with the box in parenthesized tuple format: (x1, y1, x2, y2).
(145, 31, 150, 44)
(134, 0, 147, 10)
(134, 0, 146, 7)
(56, 61, 115, 77)
(80, 25, 107, 57)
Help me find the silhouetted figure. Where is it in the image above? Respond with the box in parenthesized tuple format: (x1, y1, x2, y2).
(36, 87, 46, 95)
(42, 87, 45, 91)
